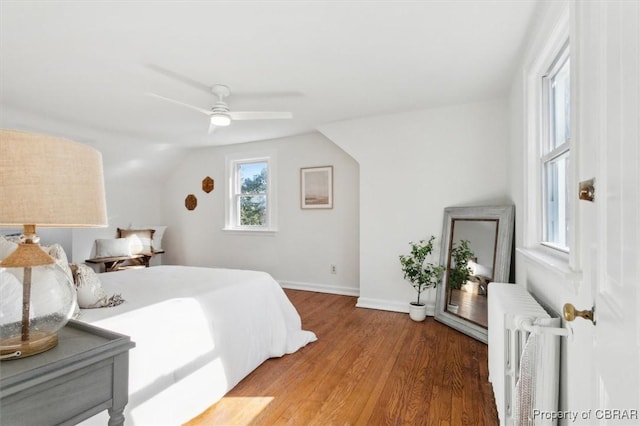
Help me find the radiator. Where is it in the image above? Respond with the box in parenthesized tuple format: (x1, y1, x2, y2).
(488, 283, 564, 426)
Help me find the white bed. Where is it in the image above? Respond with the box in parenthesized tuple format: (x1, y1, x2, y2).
(78, 265, 317, 425)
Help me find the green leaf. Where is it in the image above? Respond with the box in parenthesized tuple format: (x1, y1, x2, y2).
(399, 235, 444, 301)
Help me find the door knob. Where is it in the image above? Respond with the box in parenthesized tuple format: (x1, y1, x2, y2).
(563, 303, 596, 325)
(579, 178, 595, 201)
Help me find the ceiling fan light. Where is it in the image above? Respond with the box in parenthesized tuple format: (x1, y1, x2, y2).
(210, 113, 231, 127)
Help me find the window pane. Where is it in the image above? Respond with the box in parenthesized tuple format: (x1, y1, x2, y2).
(543, 152, 570, 249)
(551, 58, 570, 150)
(239, 162, 267, 194)
(239, 195, 267, 226)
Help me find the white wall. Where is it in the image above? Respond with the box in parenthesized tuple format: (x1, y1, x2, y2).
(70, 181, 166, 263)
(318, 98, 511, 314)
(162, 132, 360, 295)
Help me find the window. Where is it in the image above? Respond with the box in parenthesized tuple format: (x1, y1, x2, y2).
(541, 45, 570, 251)
(236, 161, 268, 226)
(520, 4, 579, 277)
(225, 153, 277, 232)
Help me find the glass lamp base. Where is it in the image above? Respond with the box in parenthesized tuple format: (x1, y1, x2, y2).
(0, 331, 58, 360)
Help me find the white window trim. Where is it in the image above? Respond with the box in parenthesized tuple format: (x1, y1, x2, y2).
(520, 2, 582, 281)
(224, 151, 278, 234)
(540, 44, 570, 252)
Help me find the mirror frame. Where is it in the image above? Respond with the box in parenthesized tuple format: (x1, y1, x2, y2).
(434, 205, 515, 343)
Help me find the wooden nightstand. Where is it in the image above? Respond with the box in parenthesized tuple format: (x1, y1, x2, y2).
(0, 320, 135, 426)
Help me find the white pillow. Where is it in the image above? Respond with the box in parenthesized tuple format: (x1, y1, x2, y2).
(95, 238, 132, 258)
(3, 268, 67, 318)
(1, 243, 80, 320)
(0, 236, 18, 260)
(47, 244, 73, 284)
(75, 264, 108, 308)
(117, 228, 155, 255)
(131, 225, 167, 251)
(473, 262, 493, 279)
(74, 264, 125, 309)
(45, 243, 79, 319)
(0, 270, 27, 323)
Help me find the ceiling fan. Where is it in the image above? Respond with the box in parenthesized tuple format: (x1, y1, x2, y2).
(148, 84, 293, 134)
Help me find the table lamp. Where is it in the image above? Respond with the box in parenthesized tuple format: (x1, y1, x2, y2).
(0, 129, 107, 359)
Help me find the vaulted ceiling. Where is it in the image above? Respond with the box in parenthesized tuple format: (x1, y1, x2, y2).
(0, 1, 539, 180)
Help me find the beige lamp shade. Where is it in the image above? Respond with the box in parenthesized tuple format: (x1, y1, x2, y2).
(0, 129, 108, 227)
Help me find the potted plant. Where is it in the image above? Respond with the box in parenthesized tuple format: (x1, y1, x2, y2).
(447, 239, 475, 313)
(399, 236, 445, 321)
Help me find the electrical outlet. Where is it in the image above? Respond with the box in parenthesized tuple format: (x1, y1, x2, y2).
(330, 264, 337, 274)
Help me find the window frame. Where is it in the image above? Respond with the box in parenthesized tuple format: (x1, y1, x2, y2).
(224, 152, 278, 234)
(520, 3, 581, 277)
(540, 43, 571, 253)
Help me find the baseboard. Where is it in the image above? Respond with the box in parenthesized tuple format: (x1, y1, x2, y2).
(279, 280, 360, 297)
(356, 297, 436, 316)
(278, 283, 436, 316)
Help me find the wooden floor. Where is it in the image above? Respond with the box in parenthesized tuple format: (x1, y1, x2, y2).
(449, 288, 489, 328)
(186, 290, 499, 426)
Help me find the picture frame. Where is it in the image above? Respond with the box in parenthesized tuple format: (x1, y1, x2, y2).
(301, 166, 333, 209)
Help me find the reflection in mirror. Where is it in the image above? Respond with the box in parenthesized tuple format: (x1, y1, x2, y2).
(445, 219, 498, 328)
(435, 206, 514, 343)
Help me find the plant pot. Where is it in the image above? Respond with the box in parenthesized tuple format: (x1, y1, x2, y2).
(409, 303, 428, 322)
(447, 303, 459, 314)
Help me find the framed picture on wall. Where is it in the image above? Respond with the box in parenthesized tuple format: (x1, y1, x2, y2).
(301, 166, 333, 209)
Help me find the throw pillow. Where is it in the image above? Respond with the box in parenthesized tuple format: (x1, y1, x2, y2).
(47, 243, 74, 285)
(73, 264, 125, 308)
(0, 236, 18, 260)
(0, 241, 80, 320)
(95, 238, 132, 258)
(117, 228, 155, 255)
(0, 270, 26, 324)
(46, 243, 80, 319)
(131, 225, 167, 251)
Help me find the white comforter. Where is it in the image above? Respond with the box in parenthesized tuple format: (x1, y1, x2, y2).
(78, 265, 317, 425)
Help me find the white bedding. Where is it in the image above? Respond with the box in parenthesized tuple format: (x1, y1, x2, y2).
(78, 265, 317, 425)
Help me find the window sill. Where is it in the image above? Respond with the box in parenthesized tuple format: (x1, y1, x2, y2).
(517, 246, 582, 285)
(222, 227, 278, 236)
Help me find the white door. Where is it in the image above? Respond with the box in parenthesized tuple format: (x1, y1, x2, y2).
(577, 1, 640, 424)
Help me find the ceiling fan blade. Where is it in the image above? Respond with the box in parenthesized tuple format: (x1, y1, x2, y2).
(232, 90, 305, 100)
(147, 93, 212, 116)
(229, 111, 293, 121)
(208, 120, 217, 135)
(145, 64, 211, 92)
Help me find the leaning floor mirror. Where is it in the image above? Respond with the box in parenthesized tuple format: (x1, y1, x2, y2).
(434, 205, 515, 343)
